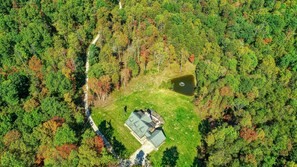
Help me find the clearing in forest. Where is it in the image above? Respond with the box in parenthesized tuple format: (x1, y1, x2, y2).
(92, 62, 201, 166)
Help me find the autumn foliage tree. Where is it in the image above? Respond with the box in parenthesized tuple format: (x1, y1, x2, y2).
(89, 75, 111, 101)
(94, 136, 104, 153)
(28, 55, 43, 79)
(42, 116, 65, 134)
(56, 144, 77, 159)
(3, 130, 21, 146)
(120, 68, 131, 87)
(240, 127, 258, 143)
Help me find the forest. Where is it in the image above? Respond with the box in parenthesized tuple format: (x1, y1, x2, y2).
(0, 0, 297, 166)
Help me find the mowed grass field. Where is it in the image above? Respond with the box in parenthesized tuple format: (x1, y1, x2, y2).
(92, 63, 201, 166)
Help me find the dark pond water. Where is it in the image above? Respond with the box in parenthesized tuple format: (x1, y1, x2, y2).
(171, 75, 195, 96)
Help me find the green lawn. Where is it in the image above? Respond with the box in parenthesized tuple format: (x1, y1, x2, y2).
(92, 90, 201, 166)
(92, 63, 201, 166)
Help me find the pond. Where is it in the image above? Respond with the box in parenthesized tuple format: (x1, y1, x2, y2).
(171, 75, 195, 96)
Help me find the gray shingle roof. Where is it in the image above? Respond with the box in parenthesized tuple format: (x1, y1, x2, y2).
(125, 110, 166, 148)
(125, 112, 150, 138)
(148, 129, 166, 147)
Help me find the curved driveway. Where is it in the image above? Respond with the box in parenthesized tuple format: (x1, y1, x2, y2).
(84, 34, 115, 155)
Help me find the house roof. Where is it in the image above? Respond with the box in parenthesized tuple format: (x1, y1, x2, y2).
(125, 109, 166, 148)
(148, 129, 166, 147)
(125, 111, 151, 138)
(148, 109, 165, 124)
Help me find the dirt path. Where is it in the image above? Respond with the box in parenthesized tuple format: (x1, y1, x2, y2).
(84, 33, 116, 156)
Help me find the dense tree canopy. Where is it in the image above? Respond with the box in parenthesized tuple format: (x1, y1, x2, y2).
(0, 0, 117, 166)
(1, 0, 297, 166)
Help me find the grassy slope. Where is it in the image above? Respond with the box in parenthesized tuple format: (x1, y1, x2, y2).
(92, 63, 201, 166)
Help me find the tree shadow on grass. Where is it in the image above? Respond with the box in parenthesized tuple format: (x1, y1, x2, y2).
(191, 145, 206, 167)
(161, 146, 179, 167)
(191, 156, 206, 167)
(98, 120, 127, 157)
(198, 120, 211, 136)
(98, 120, 114, 141)
(112, 136, 127, 157)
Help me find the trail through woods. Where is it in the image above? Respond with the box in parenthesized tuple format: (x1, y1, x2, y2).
(84, 33, 116, 156)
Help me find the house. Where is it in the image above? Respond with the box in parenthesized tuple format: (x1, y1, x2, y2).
(125, 109, 166, 148)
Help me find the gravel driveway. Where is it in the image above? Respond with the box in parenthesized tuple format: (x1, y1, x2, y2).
(129, 141, 155, 166)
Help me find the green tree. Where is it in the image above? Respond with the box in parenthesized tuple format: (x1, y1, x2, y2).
(0, 152, 25, 167)
(0, 73, 29, 105)
(54, 124, 78, 146)
(89, 44, 100, 66)
(45, 72, 72, 96)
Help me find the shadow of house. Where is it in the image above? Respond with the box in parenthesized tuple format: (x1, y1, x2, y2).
(125, 109, 166, 148)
